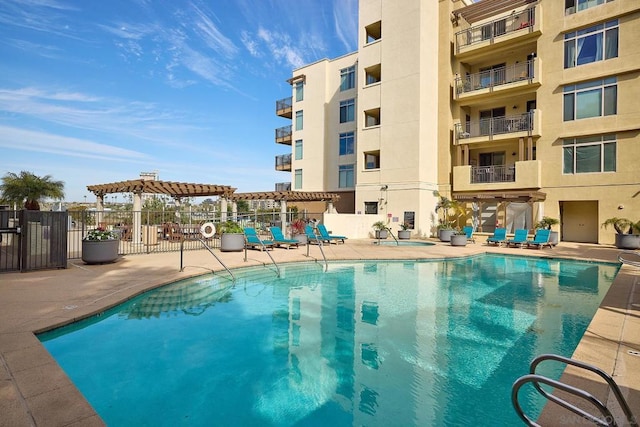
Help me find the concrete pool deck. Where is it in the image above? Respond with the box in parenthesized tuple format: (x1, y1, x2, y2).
(1, 239, 638, 426)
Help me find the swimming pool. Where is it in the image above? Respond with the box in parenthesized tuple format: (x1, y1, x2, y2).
(39, 255, 618, 426)
(373, 240, 435, 246)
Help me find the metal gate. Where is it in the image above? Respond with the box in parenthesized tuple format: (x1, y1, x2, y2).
(0, 210, 68, 273)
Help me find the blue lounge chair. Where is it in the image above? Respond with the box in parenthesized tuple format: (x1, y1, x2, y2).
(317, 224, 347, 244)
(269, 227, 299, 249)
(486, 228, 507, 246)
(506, 229, 529, 248)
(304, 225, 323, 245)
(244, 227, 275, 251)
(463, 226, 475, 243)
(526, 229, 553, 249)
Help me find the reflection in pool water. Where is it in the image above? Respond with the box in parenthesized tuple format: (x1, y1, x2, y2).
(39, 255, 619, 426)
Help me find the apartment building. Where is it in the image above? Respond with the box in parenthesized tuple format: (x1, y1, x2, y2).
(275, 0, 640, 245)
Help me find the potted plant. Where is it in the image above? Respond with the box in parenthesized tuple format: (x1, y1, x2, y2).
(82, 227, 119, 264)
(398, 222, 411, 240)
(218, 221, 245, 252)
(433, 190, 464, 242)
(372, 220, 389, 239)
(535, 216, 560, 246)
(450, 229, 468, 247)
(290, 219, 308, 245)
(601, 217, 640, 249)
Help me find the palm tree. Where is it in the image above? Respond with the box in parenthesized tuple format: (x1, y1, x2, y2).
(0, 171, 65, 210)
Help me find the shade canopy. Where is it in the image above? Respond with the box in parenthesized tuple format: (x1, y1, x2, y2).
(87, 179, 236, 198)
(453, 190, 546, 203)
(229, 191, 340, 203)
(454, 0, 536, 25)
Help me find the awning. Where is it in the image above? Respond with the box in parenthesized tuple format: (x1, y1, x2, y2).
(454, 0, 537, 25)
(453, 190, 546, 203)
(229, 191, 340, 203)
(87, 179, 236, 198)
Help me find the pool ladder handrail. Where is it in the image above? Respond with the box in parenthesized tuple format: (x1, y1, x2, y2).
(618, 250, 640, 268)
(244, 234, 281, 278)
(189, 238, 236, 282)
(512, 353, 638, 427)
(376, 228, 400, 246)
(306, 231, 328, 271)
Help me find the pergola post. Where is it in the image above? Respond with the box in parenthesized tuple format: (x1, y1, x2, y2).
(96, 195, 104, 227)
(220, 198, 228, 223)
(232, 201, 238, 222)
(132, 192, 142, 244)
(280, 200, 287, 233)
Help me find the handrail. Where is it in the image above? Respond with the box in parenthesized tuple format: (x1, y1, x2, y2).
(512, 354, 638, 427)
(306, 233, 328, 272)
(244, 234, 280, 278)
(188, 238, 235, 282)
(387, 229, 399, 246)
(618, 250, 640, 267)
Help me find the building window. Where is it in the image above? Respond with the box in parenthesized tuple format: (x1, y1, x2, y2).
(364, 150, 380, 169)
(340, 99, 355, 123)
(565, 0, 614, 15)
(340, 66, 356, 91)
(294, 139, 303, 160)
(364, 202, 378, 214)
(563, 134, 616, 174)
(564, 20, 618, 68)
(295, 81, 304, 102)
(339, 164, 355, 188)
(339, 132, 355, 155)
(365, 21, 381, 44)
(365, 64, 381, 85)
(563, 78, 616, 121)
(294, 169, 302, 189)
(295, 110, 303, 130)
(364, 108, 381, 127)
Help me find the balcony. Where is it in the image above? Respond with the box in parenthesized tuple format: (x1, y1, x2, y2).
(275, 153, 292, 172)
(275, 125, 292, 145)
(455, 5, 539, 57)
(276, 96, 292, 119)
(453, 160, 541, 192)
(455, 59, 539, 100)
(275, 182, 291, 191)
(455, 111, 539, 144)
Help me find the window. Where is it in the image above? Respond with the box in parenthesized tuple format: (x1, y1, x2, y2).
(295, 81, 304, 101)
(365, 64, 381, 85)
(294, 169, 302, 189)
(364, 202, 378, 214)
(364, 150, 380, 169)
(564, 20, 618, 68)
(563, 78, 617, 121)
(364, 108, 381, 127)
(294, 139, 303, 160)
(563, 134, 616, 174)
(339, 99, 355, 123)
(295, 110, 303, 130)
(565, 0, 614, 15)
(340, 66, 356, 91)
(365, 21, 381, 44)
(339, 132, 355, 155)
(339, 164, 355, 188)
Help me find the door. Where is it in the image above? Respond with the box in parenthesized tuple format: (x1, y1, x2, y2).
(560, 201, 598, 243)
(480, 107, 506, 135)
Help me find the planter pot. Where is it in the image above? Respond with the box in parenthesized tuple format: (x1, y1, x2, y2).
(82, 239, 119, 264)
(549, 230, 559, 246)
(293, 234, 308, 245)
(375, 230, 389, 239)
(221, 233, 245, 252)
(450, 234, 468, 247)
(398, 230, 411, 240)
(615, 234, 640, 250)
(438, 229, 456, 242)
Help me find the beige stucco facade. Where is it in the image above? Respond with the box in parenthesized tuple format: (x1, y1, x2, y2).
(276, 0, 640, 243)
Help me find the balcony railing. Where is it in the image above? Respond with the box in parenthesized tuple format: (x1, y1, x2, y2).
(455, 60, 534, 96)
(275, 153, 292, 171)
(276, 96, 292, 118)
(455, 111, 534, 142)
(275, 125, 292, 145)
(275, 182, 291, 191)
(455, 7, 536, 54)
(471, 165, 515, 184)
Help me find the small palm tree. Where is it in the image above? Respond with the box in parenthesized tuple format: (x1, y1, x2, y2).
(0, 171, 65, 210)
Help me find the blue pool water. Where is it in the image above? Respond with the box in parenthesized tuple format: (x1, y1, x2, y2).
(39, 255, 619, 426)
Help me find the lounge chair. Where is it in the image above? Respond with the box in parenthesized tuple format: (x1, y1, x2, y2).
(506, 229, 529, 248)
(463, 226, 475, 243)
(526, 229, 553, 249)
(244, 227, 275, 251)
(317, 224, 347, 244)
(269, 227, 299, 249)
(486, 227, 507, 246)
(304, 225, 323, 245)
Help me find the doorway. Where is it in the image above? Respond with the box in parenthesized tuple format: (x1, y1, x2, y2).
(560, 201, 598, 243)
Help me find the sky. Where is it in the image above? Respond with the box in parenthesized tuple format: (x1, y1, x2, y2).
(0, 0, 358, 202)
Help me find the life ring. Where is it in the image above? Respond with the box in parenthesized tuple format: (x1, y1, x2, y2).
(200, 222, 216, 238)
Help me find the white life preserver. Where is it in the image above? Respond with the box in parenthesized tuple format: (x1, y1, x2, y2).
(200, 222, 216, 238)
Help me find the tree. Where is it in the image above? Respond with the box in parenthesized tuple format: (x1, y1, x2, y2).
(0, 171, 65, 210)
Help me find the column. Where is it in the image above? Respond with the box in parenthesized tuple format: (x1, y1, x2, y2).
(132, 192, 142, 244)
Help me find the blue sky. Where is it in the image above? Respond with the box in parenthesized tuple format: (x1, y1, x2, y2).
(0, 0, 358, 202)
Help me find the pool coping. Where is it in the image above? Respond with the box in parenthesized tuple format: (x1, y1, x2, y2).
(0, 239, 638, 426)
